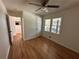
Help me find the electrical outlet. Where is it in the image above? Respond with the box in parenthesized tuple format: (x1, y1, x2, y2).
(49, 36, 51, 38)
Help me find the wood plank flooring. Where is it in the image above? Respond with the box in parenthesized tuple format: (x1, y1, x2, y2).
(8, 35, 79, 59)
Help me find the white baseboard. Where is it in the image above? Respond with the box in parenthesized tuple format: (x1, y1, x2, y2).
(42, 35, 79, 54)
(6, 45, 10, 59)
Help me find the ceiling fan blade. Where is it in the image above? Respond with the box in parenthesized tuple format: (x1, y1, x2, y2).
(28, 3, 41, 6)
(35, 8, 42, 11)
(46, 5, 60, 8)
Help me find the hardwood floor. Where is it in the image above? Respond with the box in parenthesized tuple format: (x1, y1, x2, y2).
(8, 35, 79, 59)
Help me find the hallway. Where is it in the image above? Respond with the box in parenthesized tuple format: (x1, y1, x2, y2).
(8, 35, 79, 59)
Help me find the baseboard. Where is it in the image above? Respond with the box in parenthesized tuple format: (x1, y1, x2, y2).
(42, 36, 79, 55)
(53, 40, 79, 54)
(24, 34, 41, 40)
(6, 45, 10, 59)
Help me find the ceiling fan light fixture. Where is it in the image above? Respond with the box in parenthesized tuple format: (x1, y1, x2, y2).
(29, 0, 59, 13)
(42, 8, 48, 12)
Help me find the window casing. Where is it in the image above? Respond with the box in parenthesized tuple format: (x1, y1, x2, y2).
(44, 17, 62, 34)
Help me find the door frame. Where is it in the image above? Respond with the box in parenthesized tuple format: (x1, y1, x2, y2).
(21, 16, 24, 40)
(6, 15, 12, 46)
(6, 14, 24, 46)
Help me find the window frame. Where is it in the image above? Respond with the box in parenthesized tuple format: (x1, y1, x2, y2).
(44, 17, 62, 34)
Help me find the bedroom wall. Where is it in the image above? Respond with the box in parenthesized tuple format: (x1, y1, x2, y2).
(0, 0, 10, 59)
(42, 5, 79, 53)
(23, 11, 42, 40)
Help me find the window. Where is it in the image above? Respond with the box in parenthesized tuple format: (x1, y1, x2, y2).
(44, 19, 51, 32)
(51, 17, 62, 34)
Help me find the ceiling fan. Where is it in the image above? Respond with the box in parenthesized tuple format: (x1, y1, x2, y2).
(28, 0, 60, 12)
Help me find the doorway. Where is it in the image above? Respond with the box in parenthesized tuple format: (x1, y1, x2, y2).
(8, 15, 22, 44)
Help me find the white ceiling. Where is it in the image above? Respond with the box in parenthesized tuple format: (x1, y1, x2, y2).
(2, 0, 79, 15)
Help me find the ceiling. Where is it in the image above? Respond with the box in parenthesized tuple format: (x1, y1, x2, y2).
(2, 0, 79, 15)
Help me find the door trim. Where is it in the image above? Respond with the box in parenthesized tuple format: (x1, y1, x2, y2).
(21, 16, 24, 40)
(6, 15, 12, 46)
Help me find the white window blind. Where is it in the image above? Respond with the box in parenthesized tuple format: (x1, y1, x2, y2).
(51, 18, 62, 34)
(44, 19, 51, 32)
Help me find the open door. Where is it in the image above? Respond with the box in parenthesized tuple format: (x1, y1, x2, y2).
(6, 15, 12, 46)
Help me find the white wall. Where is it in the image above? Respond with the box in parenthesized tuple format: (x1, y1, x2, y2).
(0, 0, 10, 59)
(42, 5, 79, 53)
(23, 11, 42, 40)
